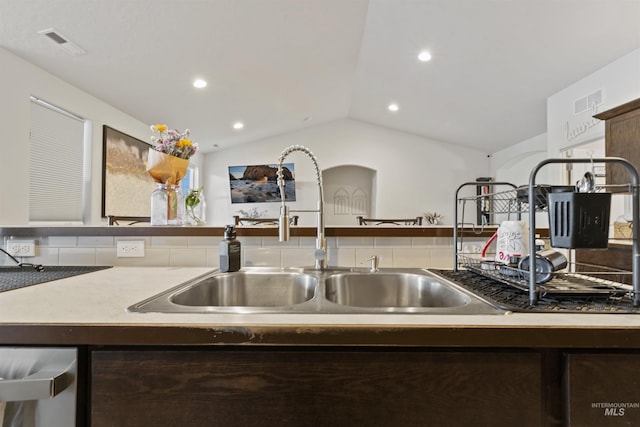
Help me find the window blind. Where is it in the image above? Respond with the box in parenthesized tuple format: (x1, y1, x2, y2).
(29, 99, 85, 222)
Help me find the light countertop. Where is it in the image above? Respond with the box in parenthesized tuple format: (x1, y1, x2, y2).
(0, 266, 639, 327)
(2, 267, 640, 347)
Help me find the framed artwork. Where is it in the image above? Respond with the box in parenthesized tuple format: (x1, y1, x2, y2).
(101, 125, 155, 218)
(228, 163, 296, 203)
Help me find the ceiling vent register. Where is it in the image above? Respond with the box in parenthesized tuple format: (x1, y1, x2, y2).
(574, 89, 603, 115)
(37, 28, 86, 56)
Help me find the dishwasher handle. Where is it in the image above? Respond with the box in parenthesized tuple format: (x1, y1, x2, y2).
(0, 369, 71, 402)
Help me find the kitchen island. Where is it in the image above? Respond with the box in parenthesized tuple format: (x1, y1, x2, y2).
(2, 266, 640, 346)
(1, 266, 640, 426)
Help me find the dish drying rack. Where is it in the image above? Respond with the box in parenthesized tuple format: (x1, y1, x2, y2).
(454, 157, 640, 306)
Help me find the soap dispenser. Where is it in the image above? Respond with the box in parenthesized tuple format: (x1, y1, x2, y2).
(219, 225, 241, 272)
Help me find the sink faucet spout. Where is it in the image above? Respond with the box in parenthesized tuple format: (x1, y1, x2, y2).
(277, 145, 327, 269)
(363, 255, 380, 272)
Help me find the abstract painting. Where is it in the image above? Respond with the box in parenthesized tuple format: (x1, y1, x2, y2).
(102, 125, 155, 218)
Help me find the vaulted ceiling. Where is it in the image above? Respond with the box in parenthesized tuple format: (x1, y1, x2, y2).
(1, 0, 639, 153)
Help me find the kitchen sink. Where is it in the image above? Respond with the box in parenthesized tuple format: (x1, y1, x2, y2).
(324, 272, 471, 308)
(170, 271, 316, 307)
(127, 267, 503, 315)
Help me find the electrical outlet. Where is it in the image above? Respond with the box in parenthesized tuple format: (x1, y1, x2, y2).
(6, 240, 36, 257)
(116, 240, 145, 258)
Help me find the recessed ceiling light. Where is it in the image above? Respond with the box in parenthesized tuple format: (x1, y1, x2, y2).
(232, 121, 244, 130)
(193, 79, 207, 89)
(388, 103, 399, 112)
(417, 50, 432, 62)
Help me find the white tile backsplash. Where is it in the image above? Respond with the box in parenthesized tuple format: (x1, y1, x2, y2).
(206, 247, 220, 268)
(392, 248, 430, 268)
(77, 236, 114, 247)
(32, 247, 59, 266)
(46, 236, 78, 247)
(261, 236, 299, 248)
(125, 248, 171, 267)
(374, 236, 412, 248)
(280, 247, 316, 267)
(355, 248, 394, 268)
(432, 237, 453, 247)
(328, 248, 356, 267)
(298, 236, 318, 248)
(336, 236, 375, 247)
(410, 237, 434, 247)
(113, 237, 152, 246)
(169, 248, 208, 267)
(150, 236, 189, 247)
(59, 248, 96, 266)
(243, 247, 282, 267)
(429, 247, 455, 269)
(18, 234, 455, 268)
(95, 248, 118, 266)
(240, 236, 262, 247)
(187, 236, 219, 247)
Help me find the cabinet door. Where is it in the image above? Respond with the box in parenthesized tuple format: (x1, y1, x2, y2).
(91, 348, 542, 427)
(566, 353, 640, 426)
(574, 245, 632, 285)
(605, 107, 640, 186)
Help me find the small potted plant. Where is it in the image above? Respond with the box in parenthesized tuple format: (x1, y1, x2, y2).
(185, 187, 206, 225)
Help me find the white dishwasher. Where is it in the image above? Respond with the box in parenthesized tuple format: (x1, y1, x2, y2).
(0, 347, 77, 427)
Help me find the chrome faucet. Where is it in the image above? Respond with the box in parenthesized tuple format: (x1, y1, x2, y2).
(277, 145, 327, 269)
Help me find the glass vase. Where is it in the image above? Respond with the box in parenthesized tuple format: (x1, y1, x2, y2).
(185, 188, 206, 225)
(151, 184, 184, 226)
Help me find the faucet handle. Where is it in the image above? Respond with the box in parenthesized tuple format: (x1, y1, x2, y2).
(362, 255, 379, 272)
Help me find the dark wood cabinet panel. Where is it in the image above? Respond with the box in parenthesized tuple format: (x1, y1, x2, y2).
(566, 352, 640, 426)
(574, 244, 632, 284)
(596, 98, 640, 186)
(90, 348, 542, 427)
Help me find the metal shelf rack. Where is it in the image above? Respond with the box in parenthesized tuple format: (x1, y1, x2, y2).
(453, 157, 640, 306)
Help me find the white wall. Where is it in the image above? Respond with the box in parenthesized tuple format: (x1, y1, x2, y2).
(490, 48, 640, 188)
(547, 48, 640, 157)
(0, 45, 486, 228)
(203, 119, 490, 226)
(0, 47, 150, 225)
(490, 133, 548, 186)
(487, 49, 640, 233)
(323, 165, 376, 226)
(3, 44, 638, 228)
(546, 48, 640, 228)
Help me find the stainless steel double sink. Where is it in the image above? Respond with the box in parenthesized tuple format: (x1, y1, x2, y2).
(127, 267, 503, 315)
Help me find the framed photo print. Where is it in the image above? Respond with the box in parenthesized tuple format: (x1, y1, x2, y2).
(228, 163, 296, 203)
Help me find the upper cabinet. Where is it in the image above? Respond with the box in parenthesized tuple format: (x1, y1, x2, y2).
(596, 98, 640, 185)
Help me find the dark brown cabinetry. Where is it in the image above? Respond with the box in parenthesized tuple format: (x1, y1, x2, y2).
(90, 348, 543, 427)
(574, 243, 632, 284)
(596, 97, 640, 186)
(566, 352, 640, 426)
